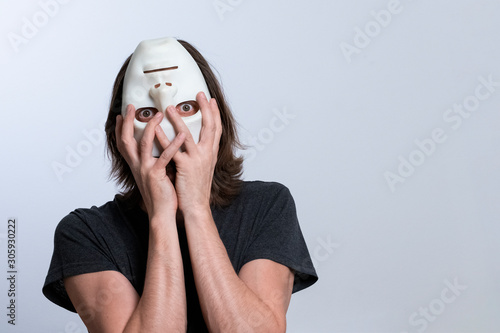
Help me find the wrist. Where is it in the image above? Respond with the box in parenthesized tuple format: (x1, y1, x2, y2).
(181, 205, 212, 224)
(149, 211, 178, 230)
(140, 198, 178, 218)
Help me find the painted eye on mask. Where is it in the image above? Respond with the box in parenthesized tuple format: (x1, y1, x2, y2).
(176, 101, 200, 117)
(135, 108, 159, 122)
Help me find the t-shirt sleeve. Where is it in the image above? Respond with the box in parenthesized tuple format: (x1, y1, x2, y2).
(241, 184, 318, 293)
(42, 210, 119, 312)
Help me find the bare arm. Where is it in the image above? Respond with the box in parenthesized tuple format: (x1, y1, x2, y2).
(65, 216, 186, 332)
(167, 92, 295, 332)
(65, 105, 188, 332)
(184, 209, 294, 332)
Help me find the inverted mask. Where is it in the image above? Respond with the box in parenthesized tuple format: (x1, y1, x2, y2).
(122, 37, 210, 157)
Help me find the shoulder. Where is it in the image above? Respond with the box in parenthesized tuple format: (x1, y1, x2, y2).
(219, 180, 298, 230)
(213, 181, 296, 228)
(43, 196, 131, 312)
(240, 180, 289, 193)
(215, 181, 295, 220)
(233, 182, 319, 290)
(218, 180, 297, 219)
(54, 197, 123, 239)
(238, 180, 293, 202)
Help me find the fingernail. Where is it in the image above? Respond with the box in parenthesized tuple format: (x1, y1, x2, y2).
(126, 104, 133, 112)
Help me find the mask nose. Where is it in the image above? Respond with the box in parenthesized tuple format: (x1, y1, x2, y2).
(149, 83, 178, 113)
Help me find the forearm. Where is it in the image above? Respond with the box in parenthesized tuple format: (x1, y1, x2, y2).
(124, 214, 186, 332)
(184, 208, 284, 333)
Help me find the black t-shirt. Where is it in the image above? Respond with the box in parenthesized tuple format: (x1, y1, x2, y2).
(43, 181, 318, 331)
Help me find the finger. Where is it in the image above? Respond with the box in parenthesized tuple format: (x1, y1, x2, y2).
(115, 114, 123, 144)
(208, 98, 221, 171)
(139, 111, 164, 163)
(210, 98, 222, 132)
(121, 104, 136, 140)
(154, 132, 186, 171)
(197, 92, 216, 147)
(166, 105, 197, 152)
(210, 97, 223, 150)
(155, 123, 171, 150)
(115, 106, 139, 163)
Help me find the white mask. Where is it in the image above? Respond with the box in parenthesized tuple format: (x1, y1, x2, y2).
(122, 37, 211, 157)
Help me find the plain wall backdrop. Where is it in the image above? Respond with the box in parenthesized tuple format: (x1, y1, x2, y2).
(1, 0, 499, 332)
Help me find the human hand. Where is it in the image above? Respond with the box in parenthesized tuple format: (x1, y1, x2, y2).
(155, 92, 222, 216)
(115, 104, 186, 218)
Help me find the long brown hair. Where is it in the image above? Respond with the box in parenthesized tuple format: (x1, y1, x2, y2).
(104, 39, 243, 207)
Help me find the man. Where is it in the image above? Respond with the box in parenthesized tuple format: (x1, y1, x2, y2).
(43, 37, 317, 332)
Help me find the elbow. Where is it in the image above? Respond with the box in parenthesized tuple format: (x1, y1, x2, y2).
(261, 322, 286, 333)
(180, 318, 188, 332)
(275, 318, 287, 333)
(260, 314, 286, 333)
(252, 312, 286, 333)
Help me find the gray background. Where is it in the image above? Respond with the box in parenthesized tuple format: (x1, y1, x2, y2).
(1, 0, 499, 332)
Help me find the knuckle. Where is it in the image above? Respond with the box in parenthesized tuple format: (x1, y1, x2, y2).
(159, 148, 173, 161)
(158, 154, 169, 163)
(139, 168, 150, 180)
(139, 139, 149, 150)
(121, 138, 132, 146)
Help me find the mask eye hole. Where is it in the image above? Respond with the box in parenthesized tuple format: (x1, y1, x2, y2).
(176, 101, 200, 117)
(135, 108, 158, 122)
